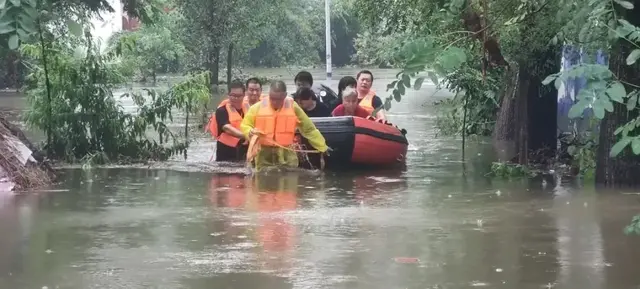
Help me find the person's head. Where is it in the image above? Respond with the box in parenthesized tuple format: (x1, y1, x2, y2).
(338, 76, 357, 97)
(356, 70, 374, 92)
(269, 80, 288, 110)
(295, 87, 317, 111)
(245, 77, 262, 104)
(294, 71, 313, 89)
(341, 86, 359, 115)
(228, 80, 245, 109)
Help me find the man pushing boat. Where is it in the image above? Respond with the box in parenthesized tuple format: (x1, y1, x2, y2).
(241, 80, 330, 171)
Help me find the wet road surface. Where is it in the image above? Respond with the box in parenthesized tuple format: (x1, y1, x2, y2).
(1, 68, 640, 289)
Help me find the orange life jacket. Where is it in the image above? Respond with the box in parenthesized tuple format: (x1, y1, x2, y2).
(207, 104, 244, 147)
(254, 98, 299, 147)
(358, 90, 377, 114)
(217, 94, 265, 110)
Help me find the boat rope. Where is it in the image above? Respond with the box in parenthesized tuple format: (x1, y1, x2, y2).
(246, 132, 323, 167)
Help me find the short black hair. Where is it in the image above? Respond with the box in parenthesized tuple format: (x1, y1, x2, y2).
(270, 80, 287, 93)
(294, 71, 313, 85)
(246, 77, 262, 87)
(229, 79, 245, 93)
(295, 87, 317, 101)
(356, 70, 374, 82)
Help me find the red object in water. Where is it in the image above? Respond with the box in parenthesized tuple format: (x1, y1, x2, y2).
(394, 257, 420, 264)
(302, 116, 408, 168)
(351, 117, 408, 165)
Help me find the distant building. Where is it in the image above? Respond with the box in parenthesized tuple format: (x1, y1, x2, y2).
(122, 6, 174, 32)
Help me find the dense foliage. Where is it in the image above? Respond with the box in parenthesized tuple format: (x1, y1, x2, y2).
(21, 28, 208, 164)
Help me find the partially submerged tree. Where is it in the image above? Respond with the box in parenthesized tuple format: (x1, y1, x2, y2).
(354, 0, 562, 165)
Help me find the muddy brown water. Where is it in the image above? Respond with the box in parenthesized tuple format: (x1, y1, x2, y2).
(1, 68, 640, 289)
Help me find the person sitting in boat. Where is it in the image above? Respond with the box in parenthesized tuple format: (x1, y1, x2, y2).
(356, 70, 386, 121)
(241, 80, 329, 170)
(294, 87, 331, 117)
(331, 86, 371, 119)
(292, 70, 338, 110)
(209, 80, 249, 162)
(337, 76, 357, 101)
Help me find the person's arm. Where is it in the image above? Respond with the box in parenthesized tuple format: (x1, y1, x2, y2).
(293, 102, 328, 152)
(372, 96, 386, 120)
(222, 124, 245, 139)
(240, 103, 260, 138)
(214, 107, 229, 137)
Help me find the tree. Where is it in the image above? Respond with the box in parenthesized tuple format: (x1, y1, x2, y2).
(353, 0, 562, 165)
(108, 7, 186, 82)
(543, 0, 640, 187)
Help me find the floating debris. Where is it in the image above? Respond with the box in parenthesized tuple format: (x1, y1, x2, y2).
(394, 257, 420, 264)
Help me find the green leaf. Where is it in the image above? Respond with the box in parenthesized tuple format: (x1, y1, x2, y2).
(0, 22, 15, 34)
(413, 77, 424, 90)
(578, 25, 590, 43)
(9, 0, 19, 7)
(614, 126, 625, 135)
(397, 82, 405, 96)
(8, 33, 18, 49)
(568, 100, 588, 118)
(16, 28, 28, 39)
(386, 80, 397, 91)
(627, 92, 638, 110)
(427, 71, 438, 86)
(627, 49, 640, 65)
(384, 99, 392, 110)
(554, 78, 562, 90)
(21, 6, 38, 20)
(632, 138, 640, 155)
(607, 82, 626, 103)
(611, 137, 632, 157)
(601, 98, 614, 112)
(593, 102, 605, 119)
(615, 0, 634, 9)
(541, 74, 556, 85)
(0, 0, 6, 10)
(67, 20, 83, 37)
(402, 74, 410, 87)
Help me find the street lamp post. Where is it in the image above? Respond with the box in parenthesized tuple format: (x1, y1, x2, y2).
(325, 0, 332, 81)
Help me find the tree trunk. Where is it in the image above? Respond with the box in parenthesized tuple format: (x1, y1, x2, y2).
(493, 50, 559, 165)
(4, 51, 18, 89)
(209, 46, 220, 88)
(493, 66, 528, 163)
(227, 43, 233, 90)
(595, 4, 640, 187)
(527, 50, 559, 164)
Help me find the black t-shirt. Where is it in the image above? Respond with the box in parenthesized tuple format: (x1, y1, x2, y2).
(214, 106, 247, 162)
(305, 102, 331, 117)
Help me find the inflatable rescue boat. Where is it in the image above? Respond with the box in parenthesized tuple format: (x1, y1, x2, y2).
(297, 116, 408, 169)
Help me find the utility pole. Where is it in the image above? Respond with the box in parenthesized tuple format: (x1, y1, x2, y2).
(325, 0, 332, 81)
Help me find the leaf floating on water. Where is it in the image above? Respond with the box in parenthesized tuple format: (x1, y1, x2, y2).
(394, 257, 420, 264)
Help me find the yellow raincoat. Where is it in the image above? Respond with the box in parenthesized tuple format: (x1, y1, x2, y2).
(241, 101, 328, 170)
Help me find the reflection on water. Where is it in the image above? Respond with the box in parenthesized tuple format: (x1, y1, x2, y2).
(1, 68, 640, 288)
(0, 169, 640, 288)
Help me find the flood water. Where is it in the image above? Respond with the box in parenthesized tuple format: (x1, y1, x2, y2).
(1, 68, 640, 289)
